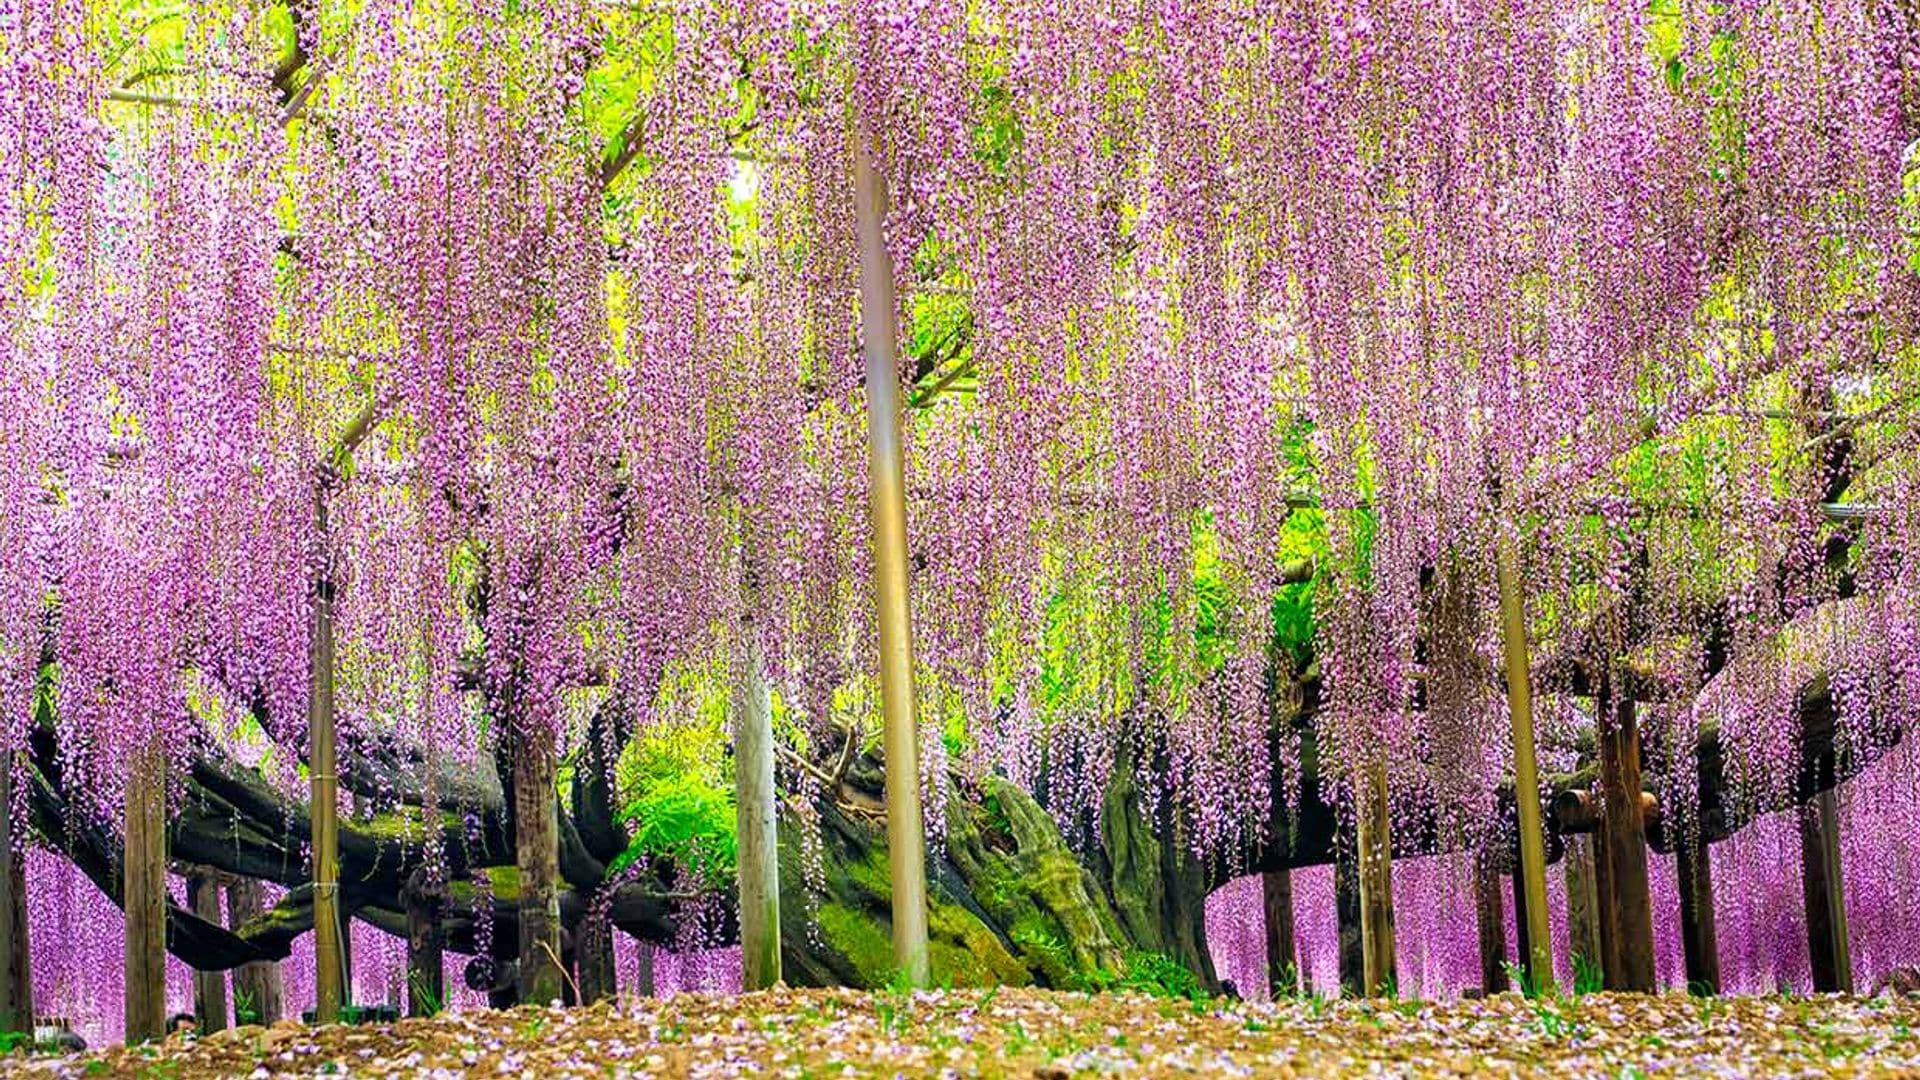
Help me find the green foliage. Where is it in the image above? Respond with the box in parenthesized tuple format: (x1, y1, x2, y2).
(408, 972, 445, 1018)
(874, 967, 918, 1036)
(1270, 962, 1304, 1000)
(971, 74, 1024, 174)
(0, 1030, 27, 1055)
(1071, 951, 1206, 1001)
(611, 763, 736, 884)
(611, 693, 736, 884)
(1504, 960, 1544, 1001)
(1573, 953, 1605, 997)
(233, 985, 260, 1027)
(1270, 507, 1329, 668)
(1528, 997, 1581, 1041)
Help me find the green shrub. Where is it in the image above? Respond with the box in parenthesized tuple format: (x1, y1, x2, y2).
(610, 715, 737, 885)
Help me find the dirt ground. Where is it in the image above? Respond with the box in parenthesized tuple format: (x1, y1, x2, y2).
(6, 987, 1920, 1078)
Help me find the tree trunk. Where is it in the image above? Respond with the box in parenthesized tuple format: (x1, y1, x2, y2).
(123, 744, 167, 1043)
(226, 880, 283, 1024)
(780, 774, 1227, 993)
(0, 759, 32, 1034)
(187, 876, 229, 1031)
(1091, 761, 1220, 990)
(1261, 868, 1297, 998)
(513, 726, 564, 1006)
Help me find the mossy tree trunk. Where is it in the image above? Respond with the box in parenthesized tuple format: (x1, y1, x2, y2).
(778, 774, 1220, 993)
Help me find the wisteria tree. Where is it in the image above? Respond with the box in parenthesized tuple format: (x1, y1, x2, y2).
(1, 0, 1918, 1051)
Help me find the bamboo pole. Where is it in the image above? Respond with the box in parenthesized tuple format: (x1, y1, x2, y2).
(850, 121, 930, 986)
(310, 483, 344, 1023)
(308, 396, 386, 1024)
(1495, 528, 1556, 994)
(852, 122, 933, 980)
(733, 578, 782, 990)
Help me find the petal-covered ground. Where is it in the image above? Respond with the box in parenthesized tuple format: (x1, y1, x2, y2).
(8, 989, 1920, 1078)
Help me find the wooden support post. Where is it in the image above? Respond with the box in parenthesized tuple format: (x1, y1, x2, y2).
(1800, 781, 1852, 993)
(1596, 684, 1656, 991)
(1677, 835, 1720, 995)
(227, 880, 283, 1025)
(481, 927, 517, 1009)
(1495, 530, 1556, 994)
(1334, 851, 1363, 998)
(1510, 860, 1534, 990)
(851, 120, 929, 986)
(123, 744, 167, 1043)
(632, 941, 655, 998)
(1354, 766, 1396, 996)
(0, 757, 32, 1035)
(733, 585, 781, 991)
(1591, 811, 1617, 977)
(404, 873, 445, 1017)
(513, 727, 564, 1005)
(187, 876, 229, 1031)
(1563, 835, 1602, 980)
(575, 913, 616, 1006)
(1261, 867, 1298, 999)
(1473, 853, 1509, 995)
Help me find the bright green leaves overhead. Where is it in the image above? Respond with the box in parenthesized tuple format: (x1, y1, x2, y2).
(584, 7, 676, 183)
(1271, 509, 1328, 670)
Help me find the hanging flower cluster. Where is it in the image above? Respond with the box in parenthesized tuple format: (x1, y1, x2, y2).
(4, 0, 1916, 890)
